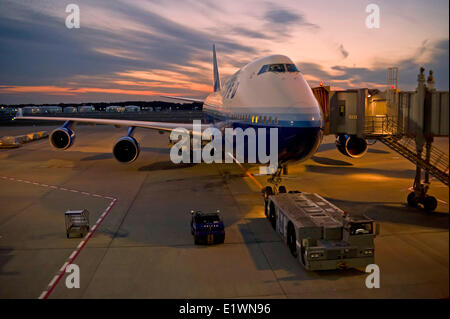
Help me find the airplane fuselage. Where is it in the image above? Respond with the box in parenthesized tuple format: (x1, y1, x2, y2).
(202, 55, 324, 164)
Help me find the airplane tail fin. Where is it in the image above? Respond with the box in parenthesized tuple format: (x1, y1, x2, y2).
(213, 44, 221, 92)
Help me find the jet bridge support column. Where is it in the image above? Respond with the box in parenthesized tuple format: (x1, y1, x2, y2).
(407, 68, 438, 211)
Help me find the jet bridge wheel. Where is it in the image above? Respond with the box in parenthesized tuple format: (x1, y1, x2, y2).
(407, 192, 419, 207)
(407, 192, 438, 212)
(423, 196, 437, 212)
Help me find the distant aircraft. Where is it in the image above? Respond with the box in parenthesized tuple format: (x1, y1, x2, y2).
(15, 45, 368, 182)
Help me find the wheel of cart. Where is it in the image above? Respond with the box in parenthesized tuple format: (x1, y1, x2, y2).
(262, 186, 273, 217)
(65, 209, 90, 238)
(268, 201, 276, 230)
(299, 240, 307, 267)
(287, 222, 297, 257)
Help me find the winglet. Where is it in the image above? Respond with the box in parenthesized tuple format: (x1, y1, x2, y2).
(213, 44, 221, 92)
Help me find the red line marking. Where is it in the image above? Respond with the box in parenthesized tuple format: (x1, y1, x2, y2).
(0, 175, 118, 299)
(41, 198, 117, 299)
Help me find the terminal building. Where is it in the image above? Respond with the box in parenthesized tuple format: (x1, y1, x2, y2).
(63, 106, 77, 113)
(78, 105, 95, 113)
(124, 105, 140, 112)
(106, 105, 126, 113)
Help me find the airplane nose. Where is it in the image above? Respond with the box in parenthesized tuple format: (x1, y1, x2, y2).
(278, 126, 322, 164)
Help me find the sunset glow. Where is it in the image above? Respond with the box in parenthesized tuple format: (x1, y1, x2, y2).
(0, 0, 448, 104)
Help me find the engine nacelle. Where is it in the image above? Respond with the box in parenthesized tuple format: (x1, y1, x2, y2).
(335, 134, 368, 158)
(49, 127, 75, 150)
(113, 136, 140, 163)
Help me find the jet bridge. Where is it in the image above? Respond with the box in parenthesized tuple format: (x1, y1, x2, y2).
(313, 68, 449, 211)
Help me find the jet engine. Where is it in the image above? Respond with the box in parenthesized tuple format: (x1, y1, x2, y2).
(49, 127, 75, 150)
(335, 134, 368, 158)
(113, 136, 140, 163)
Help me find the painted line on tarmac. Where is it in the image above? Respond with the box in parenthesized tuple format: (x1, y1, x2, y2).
(0, 175, 118, 299)
(39, 197, 117, 299)
(226, 152, 263, 190)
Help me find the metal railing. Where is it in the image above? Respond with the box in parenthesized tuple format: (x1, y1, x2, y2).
(374, 117, 449, 185)
(364, 115, 400, 136)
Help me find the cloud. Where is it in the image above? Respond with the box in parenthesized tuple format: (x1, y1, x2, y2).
(260, 3, 319, 39)
(231, 27, 272, 40)
(338, 44, 349, 59)
(0, 0, 265, 103)
(0, 1, 447, 104)
(264, 7, 301, 24)
(299, 38, 449, 90)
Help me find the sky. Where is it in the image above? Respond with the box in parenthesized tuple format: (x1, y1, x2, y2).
(0, 0, 448, 104)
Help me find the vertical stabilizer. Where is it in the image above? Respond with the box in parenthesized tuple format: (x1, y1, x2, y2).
(213, 44, 221, 92)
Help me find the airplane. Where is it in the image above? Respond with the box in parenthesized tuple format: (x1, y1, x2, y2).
(14, 45, 368, 188)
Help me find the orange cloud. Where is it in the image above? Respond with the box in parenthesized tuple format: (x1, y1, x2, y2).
(0, 85, 186, 96)
(117, 70, 212, 92)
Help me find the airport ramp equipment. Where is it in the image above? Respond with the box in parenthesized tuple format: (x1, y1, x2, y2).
(0, 131, 48, 148)
(366, 117, 449, 186)
(264, 190, 379, 271)
(65, 209, 90, 238)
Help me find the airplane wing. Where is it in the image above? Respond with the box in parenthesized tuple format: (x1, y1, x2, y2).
(160, 95, 204, 104)
(14, 109, 208, 133)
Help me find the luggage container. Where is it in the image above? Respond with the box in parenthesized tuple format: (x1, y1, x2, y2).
(65, 209, 90, 238)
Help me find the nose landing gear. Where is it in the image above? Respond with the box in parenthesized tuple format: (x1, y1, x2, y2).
(262, 165, 289, 200)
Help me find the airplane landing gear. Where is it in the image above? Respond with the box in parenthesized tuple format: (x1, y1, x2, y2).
(265, 165, 288, 195)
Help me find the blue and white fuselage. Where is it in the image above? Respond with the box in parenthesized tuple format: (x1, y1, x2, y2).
(203, 54, 323, 164)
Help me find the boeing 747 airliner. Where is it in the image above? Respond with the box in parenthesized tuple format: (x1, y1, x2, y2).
(15, 45, 368, 176)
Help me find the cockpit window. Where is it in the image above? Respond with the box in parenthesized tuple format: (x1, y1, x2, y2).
(286, 64, 299, 72)
(268, 64, 285, 72)
(258, 65, 268, 75)
(258, 63, 297, 75)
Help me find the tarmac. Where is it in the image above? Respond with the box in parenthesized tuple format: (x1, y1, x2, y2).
(0, 124, 448, 299)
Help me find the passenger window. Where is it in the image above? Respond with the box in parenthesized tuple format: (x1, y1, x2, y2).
(274, 117, 278, 124)
(268, 64, 285, 73)
(268, 116, 272, 124)
(255, 116, 258, 123)
(286, 64, 299, 72)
